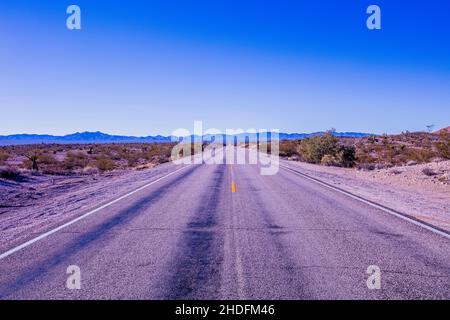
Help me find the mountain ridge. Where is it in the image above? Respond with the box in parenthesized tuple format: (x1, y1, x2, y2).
(0, 131, 373, 146)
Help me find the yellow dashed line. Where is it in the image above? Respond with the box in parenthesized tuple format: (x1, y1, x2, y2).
(230, 164, 237, 193)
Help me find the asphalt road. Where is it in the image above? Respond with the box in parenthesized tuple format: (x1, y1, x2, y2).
(0, 148, 449, 299)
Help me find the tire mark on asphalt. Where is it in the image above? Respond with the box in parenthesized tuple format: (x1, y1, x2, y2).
(162, 165, 226, 299)
(0, 165, 201, 299)
(236, 171, 312, 298)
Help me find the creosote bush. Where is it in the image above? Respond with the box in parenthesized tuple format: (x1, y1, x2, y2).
(64, 151, 89, 170)
(0, 152, 9, 165)
(435, 132, 450, 159)
(296, 131, 356, 167)
(94, 155, 117, 172)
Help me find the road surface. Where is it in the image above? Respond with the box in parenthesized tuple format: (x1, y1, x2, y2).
(0, 148, 449, 299)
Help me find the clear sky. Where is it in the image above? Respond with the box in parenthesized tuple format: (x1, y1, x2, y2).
(1, 0, 449, 136)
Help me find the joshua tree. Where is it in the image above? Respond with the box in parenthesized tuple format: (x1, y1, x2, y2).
(25, 153, 39, 171)
(426, 124, 435, 133)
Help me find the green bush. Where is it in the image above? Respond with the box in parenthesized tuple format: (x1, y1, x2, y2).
(297, 131, 339, 164)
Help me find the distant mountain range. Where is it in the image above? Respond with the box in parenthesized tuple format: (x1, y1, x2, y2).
(0, 131, 374, 146)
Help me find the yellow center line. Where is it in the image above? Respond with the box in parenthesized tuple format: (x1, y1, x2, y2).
(230, 164, 237, 193)
(231, 181, 237, 193)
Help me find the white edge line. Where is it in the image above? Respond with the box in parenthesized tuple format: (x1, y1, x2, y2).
(280, 164, 450, 241)
(0, 166, 189, 261)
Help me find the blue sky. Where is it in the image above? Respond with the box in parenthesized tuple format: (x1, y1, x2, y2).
(0, 0, 449, 136)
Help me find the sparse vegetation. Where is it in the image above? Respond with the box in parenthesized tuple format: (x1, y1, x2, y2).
(64, 151, 89, 171)
(277, 130, 447, 168)
(0, 142, 181, 177)
(94, 155, 117, 172)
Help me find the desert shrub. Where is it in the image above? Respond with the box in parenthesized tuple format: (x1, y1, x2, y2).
(320, 154, 337, 166)
(82, 166, 99, 175)
(435, 132, 450, 159)
(404, 148, 436, 163)
(0, 152, 9, 165)
(336, 146, 356, 168)
(297, 131, 339, 164)
(64, 152, 89, 170)
(157, 156, 170, 164)
(38, 153, 58, 165)
(0, 166, 21, 180)
(279, 140, 299, 157)
(143, 144, 173, 160)
(123, 152, 140, 167)
(22, 152, 40, 171)
(94, 155, 117, 172)
(35, 153, 64, 174)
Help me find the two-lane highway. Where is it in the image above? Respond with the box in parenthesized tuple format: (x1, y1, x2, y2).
(0, 148, 449, 299)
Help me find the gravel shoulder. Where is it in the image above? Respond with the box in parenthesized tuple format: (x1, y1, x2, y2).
(282, 159, 450, 232)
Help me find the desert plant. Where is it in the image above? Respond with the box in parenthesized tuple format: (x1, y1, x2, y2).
(279, 140, 299, 157)
(336, 145, 356, 167)
(297, 131, 339, 164)
(404, 148, 436, 163)
(38, 153, 58, 165)
(94, 155, 117, 172)
(435, 132, 450, 159)
(64, 151, 89, 170)
(23, 152, 39, 171)
(123, 152, 140, 167)
(320, 154, 337, 166)
(0, 152, 9, 165)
